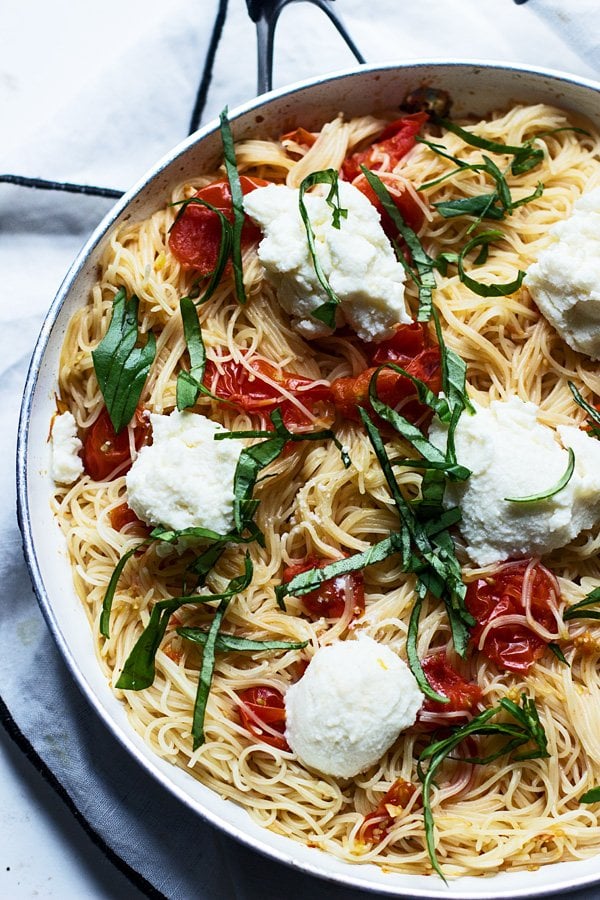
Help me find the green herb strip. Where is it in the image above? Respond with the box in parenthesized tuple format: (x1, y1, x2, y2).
(298, 169, 347, 329)
(177, 628, 308, 653)
(548, 642, 569, 666)
(417, 693, 549, 880)
(360, 166, 435, 321)
(170, 197, 232, 304)
(504, 447, 575, 503)
(563, 586, 600, 622)
(91, 289, 156, 434)
(440, 230, 525, 298)
(100, 543, 148, 638)
(433, 117, 545, 176)
(176, 296, 208, 411)
(568, 381, 600, 437)
(275, 534, 404, 608)
(219, 108, 247, 305)
(407, 581, 448, 703)
(580, 787, 600, 804)
(115, 555, 253, 695)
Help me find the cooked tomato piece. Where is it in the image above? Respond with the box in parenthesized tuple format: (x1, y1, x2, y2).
(238, 686, 289, 751)
(109, 502, 150, 535)
(168, 175, 268, 273)
(331, 346, 441, 425)
(280, 127, 317, 149)
(342, 113, 428, 182)
(282, 556, 365, 620)
(358, 779, 418, 845)
(419, 653, 483, 720)
(204, 357, 332, 429)
(366, 322, 427, 365)
(82, 407, 151, 482)
(466, 560, 560, 673)
(354, 173, 425, 235)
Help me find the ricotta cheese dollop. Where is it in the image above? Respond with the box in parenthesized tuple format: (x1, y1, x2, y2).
(51, 411, 84, 485)
(525, 186, 600, 359)
(126, 410, 242, 533)
(243, 181, 411, 342)
(284, 635, 423, 778)
(430, 396, 600, 566)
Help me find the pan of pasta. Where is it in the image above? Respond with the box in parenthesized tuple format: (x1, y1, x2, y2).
(17, 60, 600, 896)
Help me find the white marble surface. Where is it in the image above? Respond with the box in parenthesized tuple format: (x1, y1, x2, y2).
(0, 726, 145, 898)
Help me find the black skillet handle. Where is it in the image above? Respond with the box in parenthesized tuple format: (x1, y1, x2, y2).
(246, 0, 366, 96)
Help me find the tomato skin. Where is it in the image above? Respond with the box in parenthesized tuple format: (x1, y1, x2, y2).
(353, 174, 425, 236)
(204, 357, 332, 429)
(282, 556, 365, 620)
(82, 407, 151, 482)
(109, 502, 150, 535)
(419, 653, 483, 720)
(358, 779, 418, 845)
(331, 345, 441, 425)
(368, 322, 427, 365)
(342, 113, 428, 182)
(466, 561, 559, 673)
(168, 176, 268, 273)
(238, 686, 289, 751)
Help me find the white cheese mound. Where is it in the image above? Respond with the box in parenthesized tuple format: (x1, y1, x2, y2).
(243, 181, 411, 342)
(430, 396, 600, 566)
(51, 411, 83, 485)
(284, 635, 423, 778)
(525, 186, 600, 359)
(125, 410, 242, 533)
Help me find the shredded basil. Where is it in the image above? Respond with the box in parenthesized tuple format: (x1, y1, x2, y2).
(91, 289, 156, 434)
(219, 108, 247, 305)
(433, 117, 545, 176)
(170, 197, 232, 304)
(580, 787, 600, 804)
(275, 534, 404, 609)
(417, 693, 549, 880)
(298, 169, 347, 329)
(215, 407, 350, 468)
(176, 296, 209, 411)
(563, 586, 600, 621)
(504, 447, 575, 503)
(115, 555, 253, 696)
(568, 381, 600, 437)
(548, 642, 569, 666)
(360, 165, 436, 321)
(177, 628, 308, 653)
(100, 542, 148, 638)
(436, 230, 525, 298)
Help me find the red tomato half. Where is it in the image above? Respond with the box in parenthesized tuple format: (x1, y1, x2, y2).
(358, 779, 418, 845)
(466, 560, 560, 673)
(282, 556, 365, 620)
(342, 113, 428, 182)
(204, 357, 333, 429)
(353, 174, 425, 236)
(109, 502, 150, 535)
(168, 175, 268, 273)
(82, 407, 151, 482)
(330, 346, 441, 425)
(238, 686, 289, 751)
(419, 653, 483, 720)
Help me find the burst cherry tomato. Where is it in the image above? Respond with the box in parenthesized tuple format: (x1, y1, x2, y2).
(238, 686, 289, 751)
(354, 173, 425, 236)
(342, 113, 428, 182)
(358, 779, 418, 844)
(280, 127, 317, 149)
(282, 556, 365, 620)
(82, 407, 151, 482)
(168, 176, 268, 273)
(330, 346, 441, 425)
(204, 357, 333, 429)
(466, 560, 560, 673)
(109, 502, 150, 535)
(419, 653, 483, 722)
